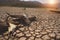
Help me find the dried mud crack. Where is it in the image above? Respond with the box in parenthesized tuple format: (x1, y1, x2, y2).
(0, 7, 60, 40)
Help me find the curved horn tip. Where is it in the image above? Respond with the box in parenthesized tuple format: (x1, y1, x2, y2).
(23, 14, 27, 17)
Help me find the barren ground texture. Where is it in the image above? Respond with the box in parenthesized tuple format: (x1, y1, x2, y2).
(0, 6, 60, 40)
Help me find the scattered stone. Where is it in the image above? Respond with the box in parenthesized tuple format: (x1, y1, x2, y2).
(42, 35, 50, 40)
(46, 29, 52, 33)
(40, 31, 47, 35)
(16, 33, 24, 37)
(51, 39, 55, 40)
(32, 34, 36, 36)
(29, 27, 33, 31)
(45, 25, 49, 27)
(13, 32, 16, 35)
(24, 31, 29, 34)
(18, 24, 24, 27)
(35, 38, 42, 40)
(49, 33, 56, 38)
(4, 36, 8, 39)
(19, 27, 25, 31)
(0, 35, 2, 37)
(16, 30, 20, 33)
(47, 27, 51, 29)
(0, 37, 4, 40)
(49, 29, 53, 31)
(26, 33, 31, 37)
(28, 36, 34, 40)
(35, 32, 40, 35)
(30, 31, 34, 34)
(56, 33, 60, 40)
(36, 34, 42, 38)
(50, 26, 54, 29)
(25, 27, 29, 31)
(19, 37, 26, 40)
(35, 29, 40, 33)
(13, 38, 18, 40)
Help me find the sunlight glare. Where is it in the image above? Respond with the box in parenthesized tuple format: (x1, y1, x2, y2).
(48, 0, 56, 5)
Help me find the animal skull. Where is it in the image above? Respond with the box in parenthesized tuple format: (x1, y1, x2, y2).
(0, 12, 37, 35)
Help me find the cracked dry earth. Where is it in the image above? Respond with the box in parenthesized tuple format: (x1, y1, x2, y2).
(0, 6, 60, 40)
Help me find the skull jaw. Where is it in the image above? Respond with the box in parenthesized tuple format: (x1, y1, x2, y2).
(8, 23, 17, 33)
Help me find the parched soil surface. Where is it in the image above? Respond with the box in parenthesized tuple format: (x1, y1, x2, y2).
(0, 6, 60, 40)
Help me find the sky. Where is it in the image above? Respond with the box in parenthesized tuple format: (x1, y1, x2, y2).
(20, 0, 60, 4)
(20, 0, 47, 3)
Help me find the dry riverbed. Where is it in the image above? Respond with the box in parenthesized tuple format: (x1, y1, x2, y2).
(0, 6, 60, 40)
